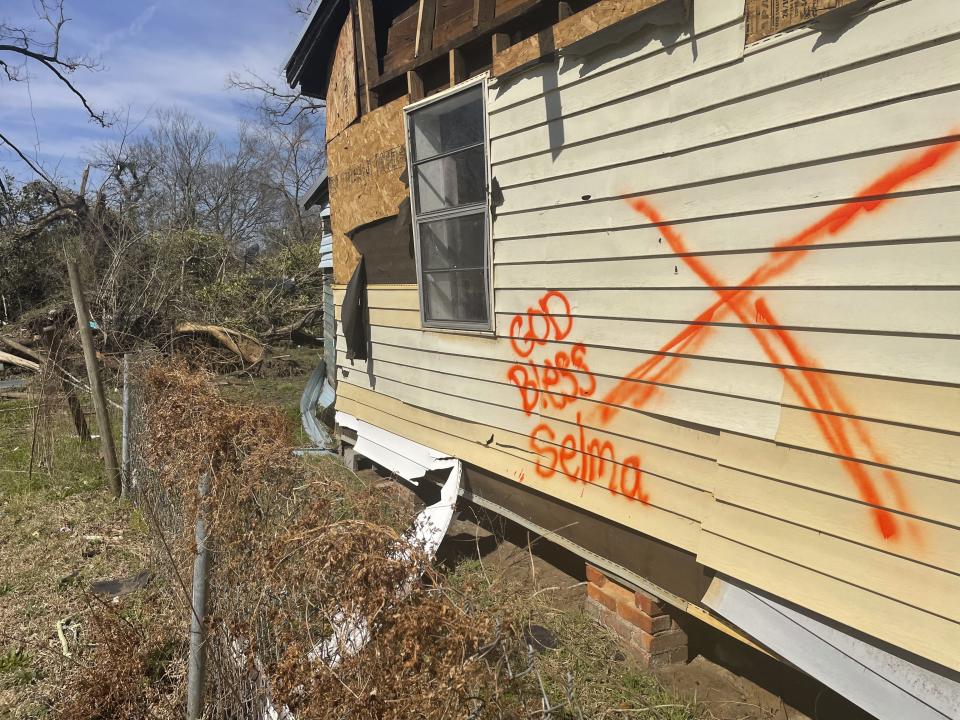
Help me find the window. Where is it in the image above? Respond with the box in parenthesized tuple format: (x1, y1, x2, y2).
(405, 79, 492, 330)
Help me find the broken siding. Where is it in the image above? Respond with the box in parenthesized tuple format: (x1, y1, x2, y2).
(334, 0, 960, 672)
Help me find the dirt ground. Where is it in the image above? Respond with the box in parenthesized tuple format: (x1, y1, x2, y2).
(432, 497, 876, 720)
(0, 395, 152, 718)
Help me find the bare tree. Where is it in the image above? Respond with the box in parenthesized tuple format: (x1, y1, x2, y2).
(228, 0, 327, 124)
(260, 114, 326, 248)
(289, 0, 320, 17)
(228, 69, 326, 126)
(1, 0, 107, 184)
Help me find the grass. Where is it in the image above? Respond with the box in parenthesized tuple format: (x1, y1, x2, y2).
(0, 393, 151, 719)
(0, 648, 38, 687)
(445, 551, 700, 719)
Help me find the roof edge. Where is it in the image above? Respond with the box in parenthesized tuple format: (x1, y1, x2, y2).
(284, 0, 348, 96)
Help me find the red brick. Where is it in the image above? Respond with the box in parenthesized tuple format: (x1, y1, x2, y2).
(585, 564, 607, 587)
(586, 582, 617, 611)
(586, 599, 687, 668)
(587, 598, 638, 643)
(634, 588, 667, 617)
(589, 576, 635, 608)
(635, 627, 687, 655)
(616, 601, 672, 634)
(653, 614, 674, 633)
(603, 611, 638, 643)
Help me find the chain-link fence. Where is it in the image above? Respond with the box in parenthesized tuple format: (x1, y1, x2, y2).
(117, 358, 508, 720)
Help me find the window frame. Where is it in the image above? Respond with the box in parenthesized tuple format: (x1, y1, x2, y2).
(403, 74, 494, 332)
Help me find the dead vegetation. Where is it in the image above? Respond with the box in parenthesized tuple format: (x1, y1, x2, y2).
(1, 362, 698, 719)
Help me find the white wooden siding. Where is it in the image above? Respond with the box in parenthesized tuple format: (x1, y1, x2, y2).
(333, 0, 960, 672)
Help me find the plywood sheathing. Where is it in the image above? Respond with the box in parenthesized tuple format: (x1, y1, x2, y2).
(328, 95, 411, 284)
(326, 10, 359, 143)
(745, 0, 871, 44)
(492, 0, 674, 77)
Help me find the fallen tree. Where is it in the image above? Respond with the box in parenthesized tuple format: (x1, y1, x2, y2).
(173, 322, 267, 368)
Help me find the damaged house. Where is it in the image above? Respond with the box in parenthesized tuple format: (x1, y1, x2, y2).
(284, 1, 960, 716)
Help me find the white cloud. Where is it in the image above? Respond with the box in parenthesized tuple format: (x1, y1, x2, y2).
(1, 0, 306, 183)
(91, 3, 159, 56)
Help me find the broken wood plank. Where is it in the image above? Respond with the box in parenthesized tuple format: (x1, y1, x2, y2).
(407, 68, 425, 101)
(354, 0, 380, 111)
(492, 31, 511, 55)
(473, 0, 496, 27)
(449, 47, 467, 86)
(0, 336, 40, 362)
(378, 0, 539, 85)
(416, 0, 439, 56)
(0, 350, 39, 372)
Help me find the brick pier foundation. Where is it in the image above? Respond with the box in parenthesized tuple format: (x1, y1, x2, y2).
(584, 565, 688, 667)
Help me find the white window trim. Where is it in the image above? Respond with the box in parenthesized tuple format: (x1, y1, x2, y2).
(404, 74, 494, 333)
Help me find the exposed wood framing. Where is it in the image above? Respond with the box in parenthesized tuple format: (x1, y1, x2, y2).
(407, 68, 425, 101)
(415, 0, 439, 56)
(558, 1, 573, 20)
(354, 0, 380, 112)
(493, 0, 673, 77)
(376, 0, 540, 89)
(492, 31, 512, 55)
(473, 0, 496, 27)
(449, 48, 467, 87)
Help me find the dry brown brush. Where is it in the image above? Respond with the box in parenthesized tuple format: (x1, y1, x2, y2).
(60, 361, 499, 719)
(57, 361, 697, 719)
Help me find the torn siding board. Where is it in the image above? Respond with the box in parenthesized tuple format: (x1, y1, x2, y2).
(327, 0, 960, 675)
(696, 532, 960, 676)
(704, 579, 960, 720)
(323, 276, 336, 385)
(335, 383, 705, 553)
(347, 210, 416, 284)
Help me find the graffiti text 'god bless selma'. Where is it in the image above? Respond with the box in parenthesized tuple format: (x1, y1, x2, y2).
(506, 290, 650, 504)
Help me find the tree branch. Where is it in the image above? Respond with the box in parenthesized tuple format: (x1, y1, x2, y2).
(0, 129, 55, 186)
(228, 71, 325, 126)
(0, 44, 106, 126)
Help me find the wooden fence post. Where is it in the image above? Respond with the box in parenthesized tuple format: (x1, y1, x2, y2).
(66, 260, 121, 497)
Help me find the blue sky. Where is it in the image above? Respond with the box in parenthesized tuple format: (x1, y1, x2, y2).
(1, 0, 312, 184)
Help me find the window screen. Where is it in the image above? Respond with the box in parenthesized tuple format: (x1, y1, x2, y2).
(406, 82, 491, 329)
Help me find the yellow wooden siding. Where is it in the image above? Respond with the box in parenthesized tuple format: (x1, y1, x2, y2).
(332, 0, 960, 671)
